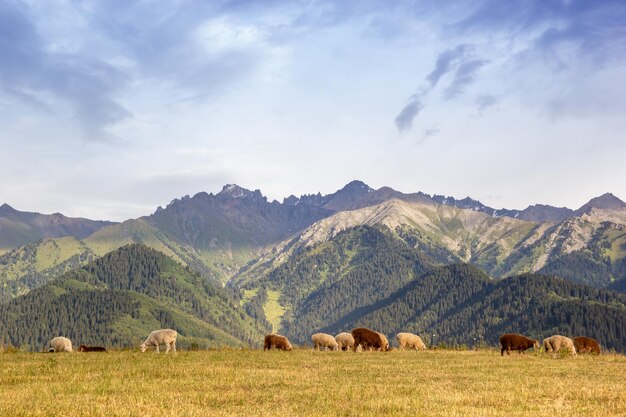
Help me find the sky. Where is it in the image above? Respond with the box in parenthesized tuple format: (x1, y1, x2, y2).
(1, 0, 625, 221)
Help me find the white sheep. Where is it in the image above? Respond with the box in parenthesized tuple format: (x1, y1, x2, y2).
(140, 329, 178, 353)
(312, 333, 338, 350)
(543, 335, 577, 356)
(335, 332, 355, 351)
(396, 332, 427, 350)
(49, 336, 73, 352)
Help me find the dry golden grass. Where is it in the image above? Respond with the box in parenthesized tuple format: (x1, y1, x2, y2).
(1, 348, 624, 416)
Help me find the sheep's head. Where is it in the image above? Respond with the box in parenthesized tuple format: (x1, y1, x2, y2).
(140, 343, 148, 352)
(533, 340, 540, 349)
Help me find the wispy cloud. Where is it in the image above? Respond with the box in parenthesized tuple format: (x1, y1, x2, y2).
(395, 97, 424, 132)
(0, 1, 132, 141)
(426, 45, 469, 87)
(394, 44, 485, 132)
(443, 59, 488, 100)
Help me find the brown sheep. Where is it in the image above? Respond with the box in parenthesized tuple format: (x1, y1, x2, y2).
(312, 333, 338, 351)
(572, 336, 601, 354)
(351, 327, 389, 352)
(78, 344, 107, 352)
(335, 332, 355, 351)
(499, 333, 540, 356)
(263, 334, 292, 351)
(396, 332, 427, 350)
(543, 335, 577, 356)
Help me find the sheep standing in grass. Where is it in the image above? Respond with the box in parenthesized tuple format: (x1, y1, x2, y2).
(351, 327, 389, 352)
(263, 334, 292, 351)
(140, 329, 177, 353)
(543, 335, 577, 356)
(49, 336, 72, 352)
(335, 332, 355, 351)
(396, 333, 427, 350)
(499, 333, 540, 356)
(312, 333, 338, 351)
(573, 336, 601, 354)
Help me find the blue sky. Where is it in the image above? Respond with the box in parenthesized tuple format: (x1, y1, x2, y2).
(1, 0, 625, 221)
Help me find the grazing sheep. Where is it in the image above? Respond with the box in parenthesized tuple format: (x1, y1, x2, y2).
(499, 333, 540, 356)
(543, 335, 577, 356)
(572, 336, 601, 354)
(79, 344, 107, 352)
(49, 336, 73, 352)
(312, 333, 338, 351)
(140, 329, 177, 353)
(335, 332, 355, 351)
(351, 327, 389, 352)
(396, 332, 427, 350)
(263, 334, 292, 351)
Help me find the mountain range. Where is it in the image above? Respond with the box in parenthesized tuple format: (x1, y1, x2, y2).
(1, 181, 625, 350)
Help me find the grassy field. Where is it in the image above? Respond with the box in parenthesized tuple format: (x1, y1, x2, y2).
(1, 349, 624, 416)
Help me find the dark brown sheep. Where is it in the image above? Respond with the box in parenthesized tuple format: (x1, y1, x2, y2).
(351, 327, 389, 352)
(263, 334, 292, 351)
(499, 333, 540, 356)
(573, 336, 601, 354)
(78, 344, 107, 352)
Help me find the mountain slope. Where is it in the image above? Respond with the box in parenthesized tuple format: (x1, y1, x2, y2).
(237, 198, 626, 289)
(344, 268, 626, 351)
(2, 182, 625, 301)
(0, 204, 115, 251)
(0, 244, 269, 350)
(235, 225, 433, 335)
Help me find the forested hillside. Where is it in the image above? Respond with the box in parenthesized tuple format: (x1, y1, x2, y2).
(234, 225, 626, 351)
(236, 226, 433, 334)
(0, 245, 269, 350)
(346, 269, 626, 351)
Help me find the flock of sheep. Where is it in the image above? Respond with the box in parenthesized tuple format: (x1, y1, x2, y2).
(47, 329, 177, 353)
(499, 333, 601, 356)
(46, 327, 601, 356)
(264, 328, 602, 356)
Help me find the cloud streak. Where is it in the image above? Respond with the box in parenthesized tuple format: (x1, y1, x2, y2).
(395, 44, 485, 132)
(426, 45, 469, 87)
(443, 59, 488, 100)
(0, 1, 132, 141)
(395, 98, 424, 132)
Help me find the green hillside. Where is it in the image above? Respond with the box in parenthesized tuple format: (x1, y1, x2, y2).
(233, 225, 626, 351)
(348, 267, 626, 351)
(0, 237, 98, 303)
(0, 244, 269, 350)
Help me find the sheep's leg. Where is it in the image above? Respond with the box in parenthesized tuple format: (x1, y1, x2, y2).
(165, 343, 170, 353)
(171, 341, 176, 352)
(155, 344, 160, 353)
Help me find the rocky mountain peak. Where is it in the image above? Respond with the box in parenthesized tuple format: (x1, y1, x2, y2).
(575, 193, 626, 216)
(341, 180, 373, 193)
(219, 184, 253, 198)
(0, 203, 16, 215)
(584, 193, 625, 210)
(216, 184, 267, 202)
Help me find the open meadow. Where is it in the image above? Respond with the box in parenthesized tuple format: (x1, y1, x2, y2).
(1, 348, 625, 417)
